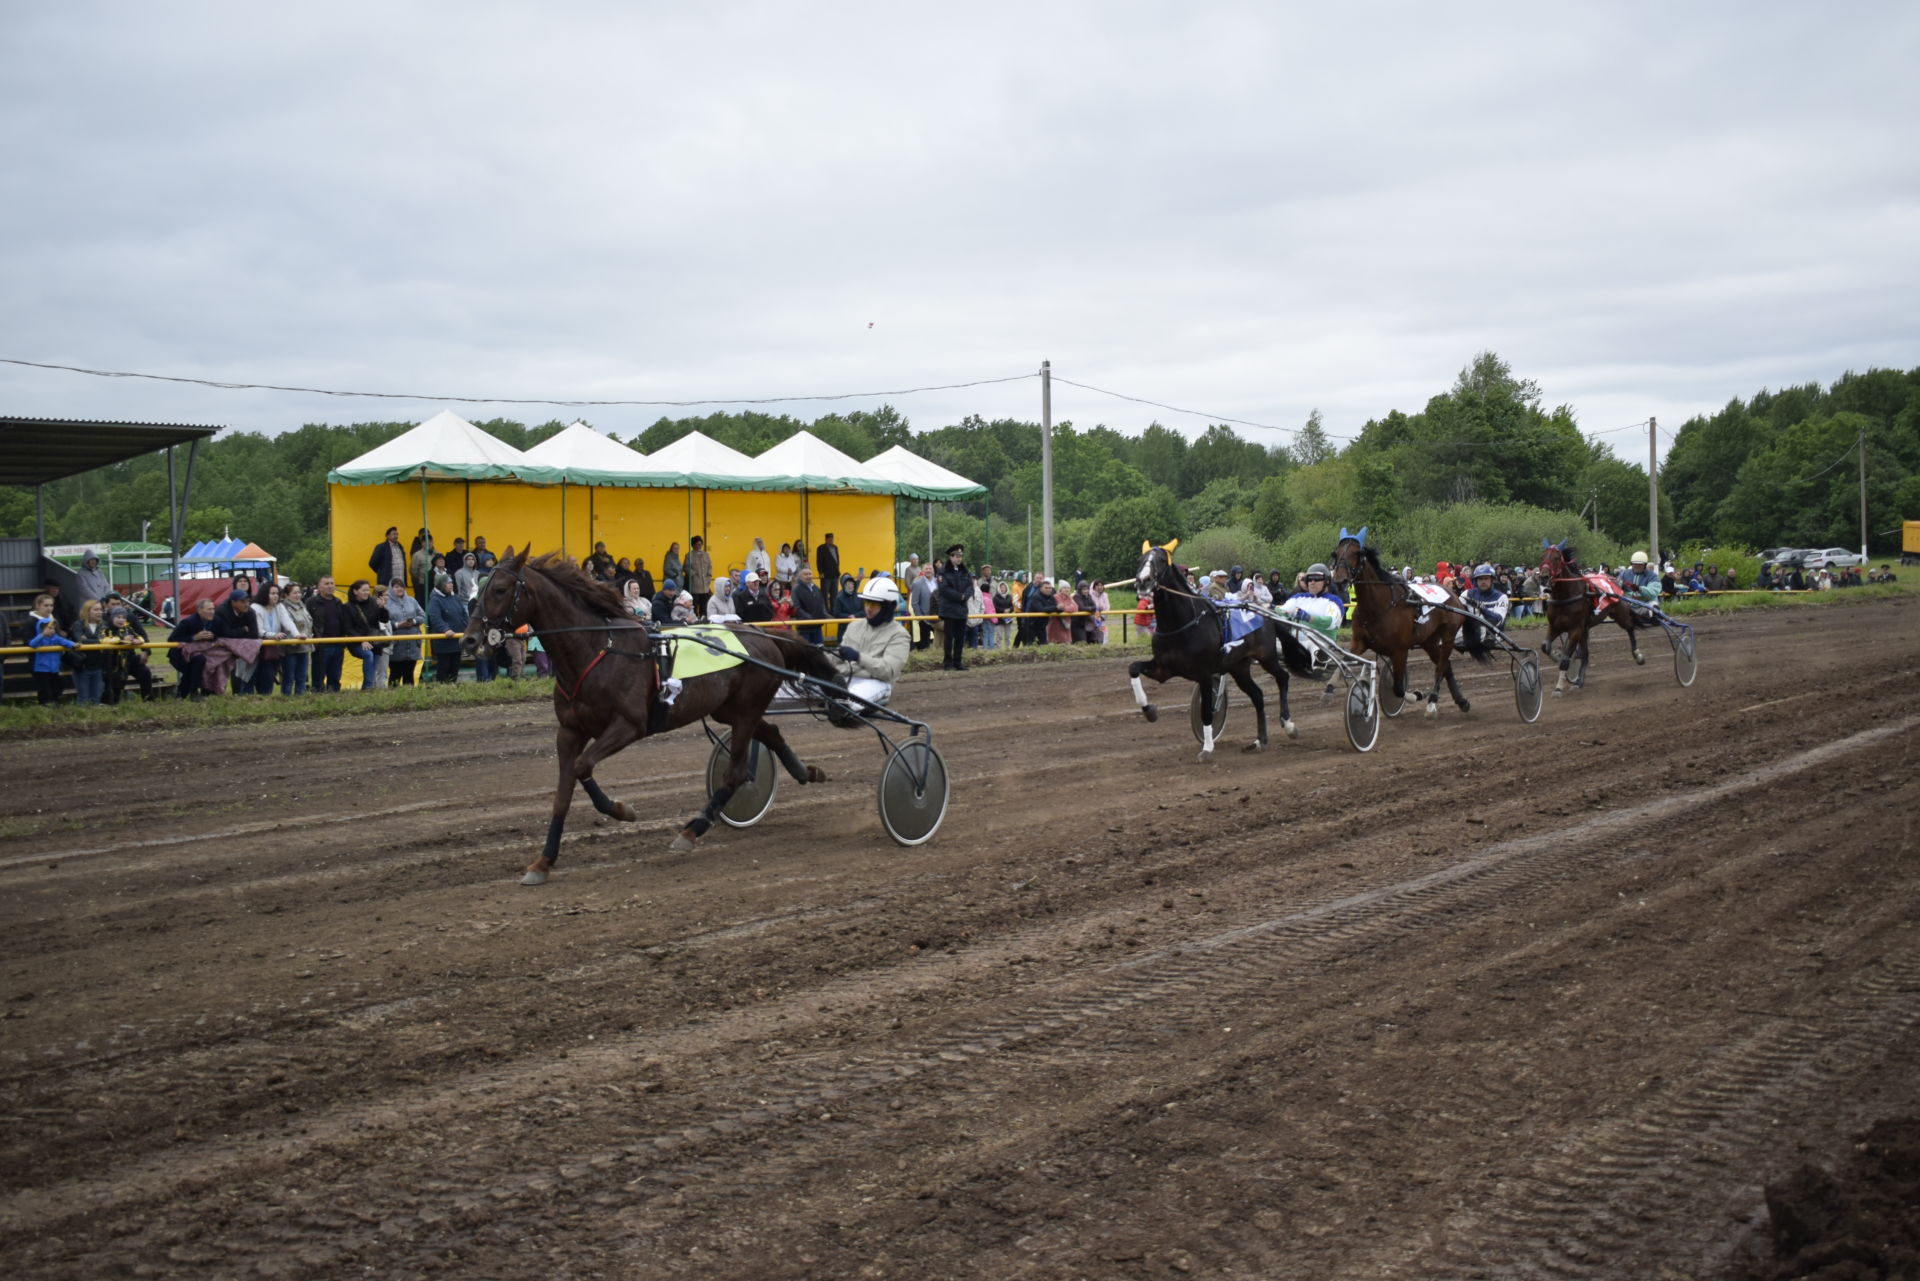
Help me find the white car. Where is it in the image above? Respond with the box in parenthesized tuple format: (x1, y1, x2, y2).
(1803, 547, 1866, 569)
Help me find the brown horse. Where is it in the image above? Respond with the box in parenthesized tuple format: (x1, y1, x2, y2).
(466, 550, 840, 885)
(1331, 531, 1489, 718)
(1537, 540, 1644, 694)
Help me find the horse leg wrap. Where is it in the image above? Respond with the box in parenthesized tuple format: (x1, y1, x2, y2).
(774, 742, 812, 783)
(581, 777, 628, 820)
(542, 815, 565, 866)
(1200, 719, 1215, 760)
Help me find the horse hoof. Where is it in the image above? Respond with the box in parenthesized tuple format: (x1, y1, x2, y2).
(614, 802, 637, 823)
(1551, 688, 1564, 698)
(1141, 705, 1159, 723)
(519, 868, 548, 887)
(669, 833, 696, 854)
(1633, 650, 1646, 665)
(1243, 739, 1264, 753)
(1283, 720, 1298, 740)
(1197, 748, 1213, 763)
(807, 766, 829, 784)
(1424, 703, 1438, 719)
(1457, 699, 1471, 714)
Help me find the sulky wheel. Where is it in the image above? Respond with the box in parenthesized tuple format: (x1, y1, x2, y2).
(877, 739, 949, 847)
(1673, 629, 1698, 688)
(1343, 676, 1381, 753)
(1188, 676, 1233, 744)
(1513, 652, 1544, 724)
(705, 732, 779, 828)
(1377, 665, 1406, 719)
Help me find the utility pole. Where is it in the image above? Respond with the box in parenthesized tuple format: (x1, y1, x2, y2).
(1860, 425, 1869, 561)
(1040, 360, 1054, 579)
(1648, 417, 1660, 564)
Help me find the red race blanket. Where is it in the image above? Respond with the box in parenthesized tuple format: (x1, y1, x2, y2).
(1583, 573, 1623, 613)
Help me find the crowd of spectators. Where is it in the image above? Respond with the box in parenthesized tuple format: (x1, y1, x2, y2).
(14, 530, 1901, 708)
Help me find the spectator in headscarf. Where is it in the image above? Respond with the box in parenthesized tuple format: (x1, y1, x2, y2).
(831, 572, 862, 620)
(279, 582, 314, 694)
(745, 536, 772, 580)
(670, 590, 698, 625)
(427, 573, 466, 683)
(622, 578, 651, 619)
(454, 552, 482, 602)
(706, 576, 741, 622)
(75, 552, 112, 606)
(385, 578, 426, 686)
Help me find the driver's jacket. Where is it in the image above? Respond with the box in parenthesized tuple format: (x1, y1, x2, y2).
(1463, 586, 1510, 626)
(832, 617, 910, 684)
(1617, 566, 1660, 600)
(1283, 590, 1345, 634)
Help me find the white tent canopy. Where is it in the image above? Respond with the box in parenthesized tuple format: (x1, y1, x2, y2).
(327, 410, 561, 485)
(522, 422, 682, 486)
(864, 444, 989, 500)
(753, 430, 894, 494)
(645, 430, 793, 492)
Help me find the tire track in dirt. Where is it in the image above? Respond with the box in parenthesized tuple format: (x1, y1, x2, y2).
(3, 715, 1906, 1276)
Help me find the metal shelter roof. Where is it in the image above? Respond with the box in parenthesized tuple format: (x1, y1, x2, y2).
(0, 417, 223, 487)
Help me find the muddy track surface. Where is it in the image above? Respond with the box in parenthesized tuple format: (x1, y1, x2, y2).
(2, 600, 1916, 1280)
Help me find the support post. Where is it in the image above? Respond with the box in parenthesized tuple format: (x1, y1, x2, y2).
(1026, 504, 1033, 579)
(1647, 417, 1659, 566)
(1860, 425, 1869, 562)
(167, 445, 180, 616)
(1040, 359, 1054, 579)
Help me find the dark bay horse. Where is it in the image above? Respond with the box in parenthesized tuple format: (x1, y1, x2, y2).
(1538, 540, 1644, 694)
(467, 550, 841, 885)
(1331, 531, 1489, 718)
(1127, 541, 1315, 760)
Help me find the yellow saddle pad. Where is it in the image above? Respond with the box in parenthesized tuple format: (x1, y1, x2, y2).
(665, 624, 750, 680)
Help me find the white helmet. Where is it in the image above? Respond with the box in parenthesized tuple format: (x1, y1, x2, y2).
(1630, 551, 1649, 566)
(856, 576, 897, 604)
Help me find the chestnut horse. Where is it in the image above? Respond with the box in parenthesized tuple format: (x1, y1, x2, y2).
(1127, 541, 1316, 760)
(467, 550, 841, 885)
(1331, 531, 1490, 718)
(1537, 540, 1644, 694)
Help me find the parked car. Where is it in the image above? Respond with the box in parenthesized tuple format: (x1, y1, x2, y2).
(1763, 548, 1812, 568)
(1802, 547, 1865, 570)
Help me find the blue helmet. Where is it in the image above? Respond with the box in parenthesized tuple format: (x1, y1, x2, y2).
(1473, 563, 1495, 579)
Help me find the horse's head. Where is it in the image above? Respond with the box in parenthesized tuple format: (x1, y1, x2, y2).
(469, 545, 536, 653)
(1539, 538, 1574, 579)
(1329, 525, 1369, 589)
(1136, 538, 1179, 591)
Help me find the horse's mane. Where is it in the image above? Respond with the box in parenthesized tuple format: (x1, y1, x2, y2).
(1351, 542, 1404, 587)
(527, 552, 630, 618)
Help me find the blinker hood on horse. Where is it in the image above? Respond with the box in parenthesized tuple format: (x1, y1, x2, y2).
(1127, 539, 1315, 761)
(1331, 526, 1490, 719)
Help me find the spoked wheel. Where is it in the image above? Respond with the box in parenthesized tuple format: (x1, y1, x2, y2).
(1343, 676, 1380, 753)
(1673, 628, 1698, 687)
(1512, 652, 1544, 724)
(704, 732, 779, 828)
(1188, 676, 1232, 744)
(877, 739, 950, 847)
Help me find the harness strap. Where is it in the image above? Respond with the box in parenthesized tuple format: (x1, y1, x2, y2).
(554, 647, 612, 702)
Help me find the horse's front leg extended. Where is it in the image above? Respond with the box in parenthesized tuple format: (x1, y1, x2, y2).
(755, 719, 827, 784)
(524, 725, 589, 886)
(1129, 658, 1170, 723)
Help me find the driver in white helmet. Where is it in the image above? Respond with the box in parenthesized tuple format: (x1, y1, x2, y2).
(1284, 563, 1346, 635)
(829, 576, 912, 708)
(1619, 550, 1660, 603)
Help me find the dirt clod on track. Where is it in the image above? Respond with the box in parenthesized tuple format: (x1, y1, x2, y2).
(2, 600, 1916, 1280)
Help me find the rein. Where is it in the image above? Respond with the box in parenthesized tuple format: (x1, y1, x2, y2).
(482, 564, 657, 705)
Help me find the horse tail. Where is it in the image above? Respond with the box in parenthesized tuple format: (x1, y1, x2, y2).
(760, 632, 842, 685)
(1457, 620, 1495, 665)
(1272, 622, 1318, 679)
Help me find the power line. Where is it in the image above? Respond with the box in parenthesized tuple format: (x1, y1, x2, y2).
(1048, 375, 1299, 435)
(0, 356, 1037, 409)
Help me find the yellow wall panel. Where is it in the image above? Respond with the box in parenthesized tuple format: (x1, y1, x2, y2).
(804, 493, 895, 587)
(703, 490, 802, 578)
(329, 481, 465, 589)
(466, 482, 563, 565)
(588, 487, 696, 576)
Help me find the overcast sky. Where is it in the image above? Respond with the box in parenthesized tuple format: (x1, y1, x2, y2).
(3, 2, 1915, 461)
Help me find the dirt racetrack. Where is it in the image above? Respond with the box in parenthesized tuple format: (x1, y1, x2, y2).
(2, 598, 1916, 1280)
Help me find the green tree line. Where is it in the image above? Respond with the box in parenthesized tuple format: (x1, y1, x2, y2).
(5, 355, 1914, 587)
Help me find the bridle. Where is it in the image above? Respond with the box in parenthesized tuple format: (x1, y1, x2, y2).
(1137, 548, 1217, 637)
(1333, 539, 1414, 609)
(478, 561, 657, 703)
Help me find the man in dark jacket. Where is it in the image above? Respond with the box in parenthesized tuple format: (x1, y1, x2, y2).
(737, 572, 774, 624)
(791, 565, 829, 644)
(370, 526, 408, 588)
(308, 575, 349, 693)
(934, 543, 972, 670)
(815, 533, 840, 593)
(211, 589, 260, 640)
(651, 578, 681, 625)
(167, 598, 218, 698)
